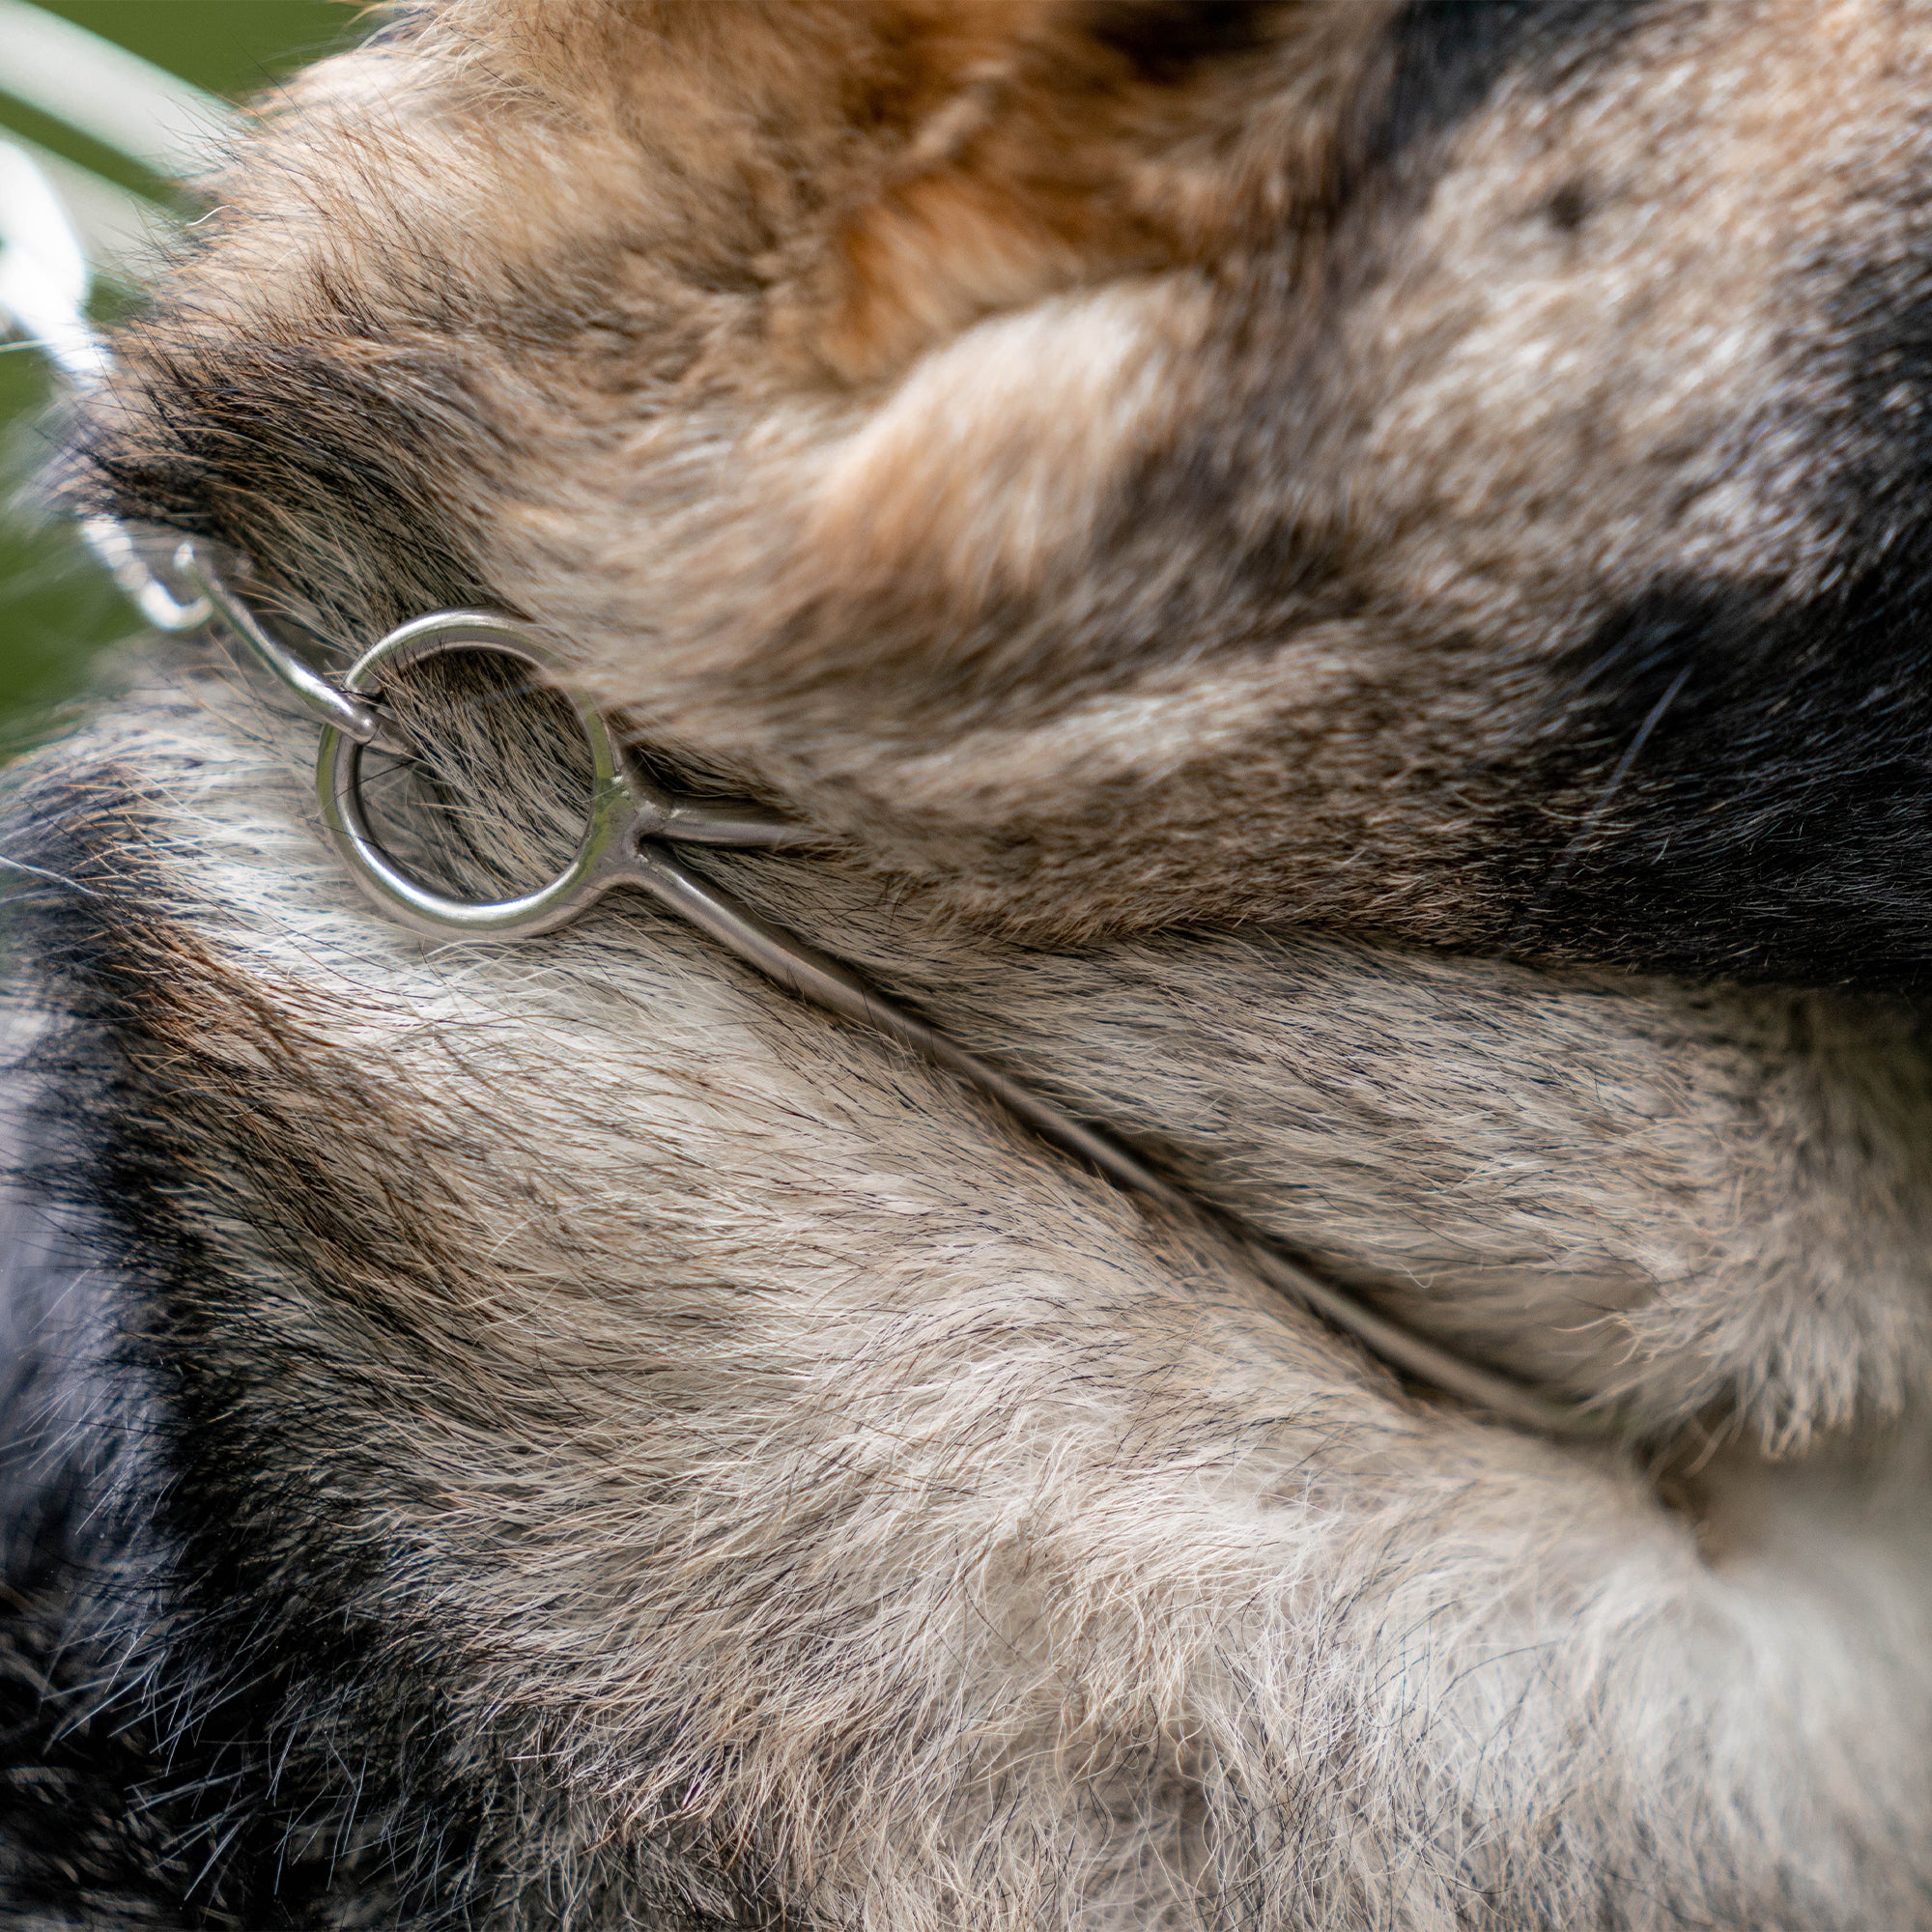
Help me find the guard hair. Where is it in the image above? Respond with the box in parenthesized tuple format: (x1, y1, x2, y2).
(11, 0, 1932, 1924)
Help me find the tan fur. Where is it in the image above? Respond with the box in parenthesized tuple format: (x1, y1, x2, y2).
(14, 0, 1932, 1922)
(79, 0, 1931, 951)
(18, 644, 1932, 1924)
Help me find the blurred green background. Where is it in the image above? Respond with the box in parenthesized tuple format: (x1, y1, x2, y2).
(0, 1, 353, 748)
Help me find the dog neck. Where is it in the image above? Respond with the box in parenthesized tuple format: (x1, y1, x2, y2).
(651, 841, 1932, 1459)
(155, 577, 1929, 1455)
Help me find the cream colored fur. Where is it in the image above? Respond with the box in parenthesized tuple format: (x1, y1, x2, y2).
(8, 626, 1928, 1925)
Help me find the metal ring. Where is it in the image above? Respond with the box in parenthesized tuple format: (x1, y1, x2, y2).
(316, 611, 637, 939)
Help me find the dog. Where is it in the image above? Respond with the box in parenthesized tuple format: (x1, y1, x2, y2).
(9, 0, 1932, 1923)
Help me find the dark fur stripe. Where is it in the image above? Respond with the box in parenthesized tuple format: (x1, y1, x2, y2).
(1080, 1, 1279, 84)
(1496, 585, 1932, 985)
(1380, 0, 1670, 158)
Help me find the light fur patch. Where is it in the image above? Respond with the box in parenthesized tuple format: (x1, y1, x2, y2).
(806, 280, 1203, 604)
(10, 653, 1932, 1922)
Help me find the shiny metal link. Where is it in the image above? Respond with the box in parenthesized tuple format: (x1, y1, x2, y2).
(317, 612, 638, 936)
(173, 541, 406, 751)
(1, 144, 213, 633)
(316, 611, 818, 935)
(76, 517, 209, 632)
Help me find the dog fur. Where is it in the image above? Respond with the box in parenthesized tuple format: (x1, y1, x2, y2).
(9, 1, 1932, 1924)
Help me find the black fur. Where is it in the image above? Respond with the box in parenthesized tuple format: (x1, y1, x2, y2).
(1379, 0, 1666, 159)
(0, 795, 466, 1927)
(1493, 198, 1932, 987)
(1081, 1, 1279, 84)
(2, 771, 756, 1926)
(1496, 580, 1932, 985)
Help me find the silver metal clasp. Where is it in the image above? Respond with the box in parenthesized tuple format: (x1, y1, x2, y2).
(316, 611, 815, 940)
(174, 541, 407, 753)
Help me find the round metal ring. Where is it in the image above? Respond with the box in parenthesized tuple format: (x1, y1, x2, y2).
(316, 611, 636, 939)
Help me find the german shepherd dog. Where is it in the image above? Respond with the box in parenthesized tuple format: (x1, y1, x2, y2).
(10, 1, 1932, 1923)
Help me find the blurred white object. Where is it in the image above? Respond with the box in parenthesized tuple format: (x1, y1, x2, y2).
(0, 136, 100, 381)
(7, 134, 168, 283)
(0, 140, 208, 629)
(0, 0, 234, 181)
